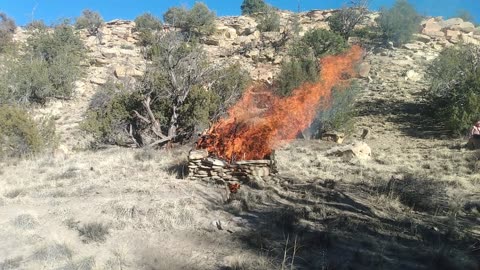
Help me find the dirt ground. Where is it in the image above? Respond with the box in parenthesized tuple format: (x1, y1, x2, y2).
(1, 48, 479, 270)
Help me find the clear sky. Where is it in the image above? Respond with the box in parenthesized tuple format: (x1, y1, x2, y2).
(1, 0, 479, 26)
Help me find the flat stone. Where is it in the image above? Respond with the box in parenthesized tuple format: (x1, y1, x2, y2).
(189, 149, 208, 160)
(413, 34, 431, 43)
(235, 160, 271, 165)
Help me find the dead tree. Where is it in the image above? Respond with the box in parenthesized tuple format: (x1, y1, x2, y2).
(135, 32, 216, 146)
(329, 0, 370, 38)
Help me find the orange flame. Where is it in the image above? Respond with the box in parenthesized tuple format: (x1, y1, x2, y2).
(198, 45, 363, 161)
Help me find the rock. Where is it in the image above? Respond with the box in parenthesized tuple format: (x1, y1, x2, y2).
(326, 141, 372, 160)
(422, 20, 444, 38)
(445, 30, 461, 43)
(203, 37, 225, 46)
(474, 27, 480, 35)
(450, 21, 476, 33)
(189, 149, 209, 160)
(204, 158, 227, 167)
(114, 66, 143, 78)
(245, 48, 260, 59)
(216, 25, 238, 40)
(402, 43, 422, 51)
(413, 34, 431, 43)
(101, 48, 118, 59)
(405, 70, 421, 82)
(439, 18, 464, 29)
(90, 77, 107, 85)
(460, 34, 480, 45)
(357, 62, 371, 78)
(306, 10, 325, 21)
(467, 137, 480, 150)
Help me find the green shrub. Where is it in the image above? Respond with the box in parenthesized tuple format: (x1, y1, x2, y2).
(376, 0, 421, 46)
(328, 1, 369, 38)
(256, 7, 281, 32)
(134, 13, 162, 31)
(74, 9, 104, 35)
(301, 29, 348, 57)
(275, 57, 319, 97)
(316, 82, 360, 134)
(0, 105, 56, 158)
(4, 23, 85, 104)
(241, 0, 268, 15)
(83, 59, 250, 146)
(425, 44, 480, 135)
(274, 29, 347, 97)
(81, 82, 141, 146)
(0, 12, 16, 53)
(26, 20, 47, 31)
(163, 2, 216, 37)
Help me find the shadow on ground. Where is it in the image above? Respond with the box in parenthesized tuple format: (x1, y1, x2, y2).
(224, 177, 480, 270)
(356, 96, 451, 139)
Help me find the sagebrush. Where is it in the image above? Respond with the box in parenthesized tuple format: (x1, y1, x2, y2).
(0, 105, 57, 158)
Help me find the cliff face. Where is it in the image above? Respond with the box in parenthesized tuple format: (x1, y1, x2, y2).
(10, 11, 480, 150)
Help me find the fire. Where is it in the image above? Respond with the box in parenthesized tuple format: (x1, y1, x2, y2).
(198, 45, 364, 162)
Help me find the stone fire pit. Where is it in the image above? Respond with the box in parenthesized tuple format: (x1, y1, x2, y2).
(188, 149, 277, 185)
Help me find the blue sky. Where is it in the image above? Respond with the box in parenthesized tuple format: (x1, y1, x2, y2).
(1, 0, 479, 26)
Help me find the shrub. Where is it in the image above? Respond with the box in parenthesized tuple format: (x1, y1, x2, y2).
(256, 7, 281, 32)
(376, 0, 421, 46)
(241, 0, 268, 15)
(328, 0, 369, 38)
(77, 222, 110, 243)
(5, 23, 85, 104)
(83, 35, 250, 146)
(163, 2, 216, 37)
(425, 44, 480, 135)
(134, 12, 162, 31)
(81, 81, 141, 146)
(301, 29, 348, 57)
(74, 9, 104, 35)
(275, 57, 319, 97)
(0, 105, 56, 158)
(0, 12, 16, 52)
(318, 83, 360, 134)
(26, 20, 47, 31)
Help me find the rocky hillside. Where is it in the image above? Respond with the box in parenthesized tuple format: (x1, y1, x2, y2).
(2, 9, 480, 270)
(10, 11, 480, 152)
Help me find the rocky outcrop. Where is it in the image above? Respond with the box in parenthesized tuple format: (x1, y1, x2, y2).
(420, 17, 480, 47)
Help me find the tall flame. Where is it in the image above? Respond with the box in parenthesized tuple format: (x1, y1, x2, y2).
(198, 45, 363, 161)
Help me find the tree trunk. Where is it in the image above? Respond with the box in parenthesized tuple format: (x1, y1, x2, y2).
(168, 104, 179, 137)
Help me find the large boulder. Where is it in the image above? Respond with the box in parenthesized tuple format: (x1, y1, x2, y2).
(439, 18, 464, 29)
(450, 21, 476, 33)
(357, 62, 371, 78)
(422, 20, 444, 38)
